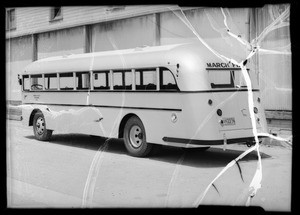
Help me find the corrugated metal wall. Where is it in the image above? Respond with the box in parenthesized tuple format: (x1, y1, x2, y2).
(160, 8, 250, 62)
(6, 6, 173, 38)
(91, 14, 156, 52)
(254, 5, 291, 111)
(37, 26, 85, 59)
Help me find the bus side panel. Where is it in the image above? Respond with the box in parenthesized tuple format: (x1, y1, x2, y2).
(142, 91, 268, 146)
(174, 92, 267, 141)
(135, 110, 176, 146)
(90, 92, 186, 142)
(140, 93, 221, 145)
(41, 105, 112, 137)
(88, 107, 128, 138)
(20, 90, 267, 146)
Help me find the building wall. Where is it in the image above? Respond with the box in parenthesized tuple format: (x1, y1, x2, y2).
(255, 5, 291, 111)
(91, 14, 157, 52)
(37, 26, 85, 59)
(6, 36, 32, 101)
(160, 8, 251, 65)
(6, 6, 174, 38)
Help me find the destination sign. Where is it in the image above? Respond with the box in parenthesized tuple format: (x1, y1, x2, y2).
(206, 62, 240, 68)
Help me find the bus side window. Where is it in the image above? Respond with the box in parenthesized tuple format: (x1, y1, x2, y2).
(124, 71, 132, 90)
(76, 72, 90, 90)
(135, 71, 142, 90)
(113, 72, 123, 90)
(208, 70, 234, 88)
(59, 73, 74, 90)
(136, 69, 156, 90)
(94, 71, 110, 90)
(160, 68, 178, 91)
(23, 75, 30, 91)
(45, 74, 58, 90)
(31, 74, 43, 90)
(112, 70, 132, 90)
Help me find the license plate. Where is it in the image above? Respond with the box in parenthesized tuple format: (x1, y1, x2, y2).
(222, 117, 236, 126)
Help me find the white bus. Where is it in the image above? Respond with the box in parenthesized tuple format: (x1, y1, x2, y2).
(19, 43, 267, 157)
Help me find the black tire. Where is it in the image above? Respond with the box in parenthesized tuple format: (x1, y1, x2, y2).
(123, 116, 153, 157)
(33, 112, 53, 141)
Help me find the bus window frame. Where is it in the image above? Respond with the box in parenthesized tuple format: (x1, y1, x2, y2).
(207, 68, 250, 89)
(21, 67, 179, 92)
(30, 74, 43, 91)
(159, 67, 179, 91)
(59, 72, 75, 90)
(75, 71, 90, 90)
(112, 69, 133, 90)
(22, 75, 30, 91)
(44, 73, 58, 90)
(210, 70, 235, 89)
(135, 68, 158, 91)
(93, 70, 110, 90)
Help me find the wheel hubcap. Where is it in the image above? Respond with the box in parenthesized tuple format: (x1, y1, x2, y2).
(36, 117, 45, 135)
(129, 125, 143, 148)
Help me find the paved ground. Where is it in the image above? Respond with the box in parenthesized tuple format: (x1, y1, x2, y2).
(6, 119, 292, 211)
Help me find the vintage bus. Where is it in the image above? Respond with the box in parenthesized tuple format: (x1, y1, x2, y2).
(19, 43, 267, 157)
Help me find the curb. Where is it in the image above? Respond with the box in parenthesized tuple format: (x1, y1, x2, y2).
(6, 105, 22, 121)
(261, 137, 292, 148)
(261, 129, 292, 148)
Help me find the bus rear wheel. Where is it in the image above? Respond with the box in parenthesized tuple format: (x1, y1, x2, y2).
(33, 112, 53, 141)
(123, 116, 153, 157)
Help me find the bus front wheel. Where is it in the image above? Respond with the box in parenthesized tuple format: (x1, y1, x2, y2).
(33, 112, 53, 141)
(124, 116, 153, 157)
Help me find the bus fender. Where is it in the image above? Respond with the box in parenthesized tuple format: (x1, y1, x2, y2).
(19, 104, 52, 127)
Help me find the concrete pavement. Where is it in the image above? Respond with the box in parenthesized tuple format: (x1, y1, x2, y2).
(6, 119, 292, 211)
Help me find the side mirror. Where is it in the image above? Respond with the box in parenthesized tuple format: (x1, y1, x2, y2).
(18, 74, 22, 85)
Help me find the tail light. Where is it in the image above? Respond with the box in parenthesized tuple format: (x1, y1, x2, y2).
(254, 107, 258, 114)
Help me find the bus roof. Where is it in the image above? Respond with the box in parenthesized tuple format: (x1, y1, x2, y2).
(24, 43, 195, 74)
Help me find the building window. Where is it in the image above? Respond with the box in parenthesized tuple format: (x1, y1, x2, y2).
(6, 8, 16, 30)
(50, 6, 62, 21)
